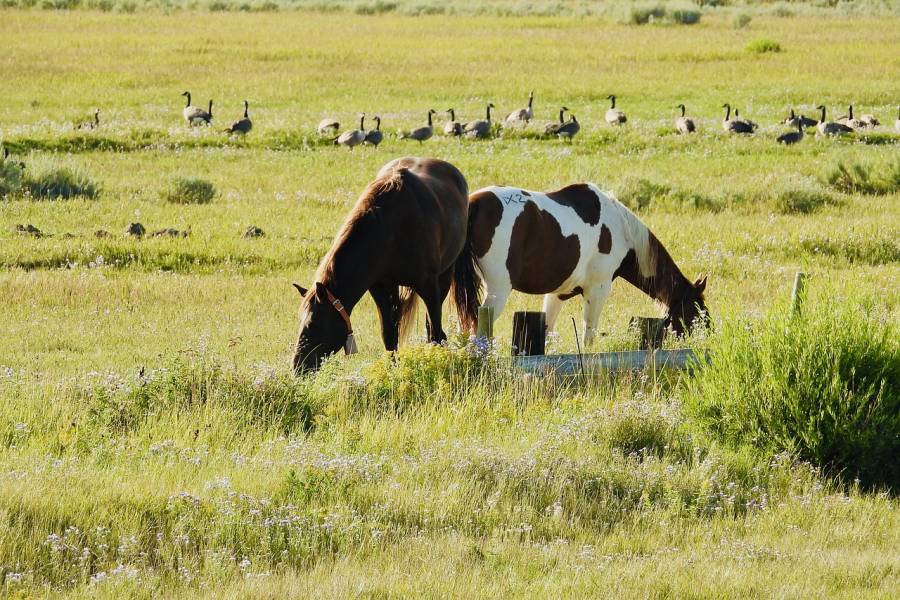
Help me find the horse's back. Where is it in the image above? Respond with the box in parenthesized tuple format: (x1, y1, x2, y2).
(469, 183, 634, 295)
(376, 157, 469, 272)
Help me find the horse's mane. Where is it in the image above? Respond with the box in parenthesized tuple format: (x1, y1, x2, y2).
(607, 192, 656, 279)
(605, 189, 698, 309)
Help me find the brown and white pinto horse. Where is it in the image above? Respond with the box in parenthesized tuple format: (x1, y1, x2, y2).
(456, 183, 709, 344)
(292, 157, 470, 373)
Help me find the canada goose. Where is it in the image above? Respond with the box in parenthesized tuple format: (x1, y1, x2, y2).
(605, 95, 627, 125)
(317, 118, 340, 135)
(181, 92, 211, 126)
(675, 104, 695, 134)
(402, 109, 436, 143)
(734, 108, 758, 131)
(443, 109, 462, 136)
(224, 100, 252, 134)
(837, 105, 866, 129)
(505, 90, 534, 124)
(721, 104, 755, 134)
(845, 105, 879, 128)
(76, 109, 100, 130)
(364, 116, 383, 146)
(544, 107, 568, 135)
(816, 105, 853, 136)
(777, 117, 805, 145)
(555, 114, 580, 141)
(335, 114, 366, 149)
(782, 109, 818, 129)
(895, 105, 900, 132)
(464, 103, 495, 138)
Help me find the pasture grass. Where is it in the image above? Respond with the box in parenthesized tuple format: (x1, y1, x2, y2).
(0, 6, 899, 597)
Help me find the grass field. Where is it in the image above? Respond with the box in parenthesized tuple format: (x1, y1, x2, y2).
(1, 5, 899, 598)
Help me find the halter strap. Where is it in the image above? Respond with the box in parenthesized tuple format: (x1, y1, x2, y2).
(321, 285, 353, 336)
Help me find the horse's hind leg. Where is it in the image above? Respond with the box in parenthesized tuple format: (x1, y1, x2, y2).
(418, 274, 449, 344)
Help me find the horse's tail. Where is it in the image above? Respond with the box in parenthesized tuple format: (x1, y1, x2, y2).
(607, 188, 656, 278)
(398, 286, 419, 341)
(451, 223, 483, 334)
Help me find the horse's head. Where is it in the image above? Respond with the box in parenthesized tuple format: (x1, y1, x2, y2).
(665, 275, 710, 337)
(292, 282, 350, 374)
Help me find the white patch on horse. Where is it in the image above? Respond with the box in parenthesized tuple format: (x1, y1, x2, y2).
(473, 183, 654, 346)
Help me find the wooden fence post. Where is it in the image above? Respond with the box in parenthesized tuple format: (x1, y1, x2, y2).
(512, 311, 546, 356)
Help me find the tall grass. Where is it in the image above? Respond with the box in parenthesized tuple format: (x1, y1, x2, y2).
(21, 159, 100, 200)
(685, 296, 899, 489)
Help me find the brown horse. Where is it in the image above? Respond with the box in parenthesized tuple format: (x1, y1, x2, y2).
(292, 157, 471, 373)
(454, 182, 709, 343)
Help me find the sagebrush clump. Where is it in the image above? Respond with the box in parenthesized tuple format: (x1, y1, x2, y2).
(161, 177, 216, 204)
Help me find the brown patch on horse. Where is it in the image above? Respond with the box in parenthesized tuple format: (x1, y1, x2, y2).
(507, 201, 580, 294)
(598, 224, 612, 254)
(557, 286, 583, 300)
(613, 232, 691, 308)
(546, 183, 601, 226)
(520, 190, 531, 196)
(469, 190, 504, 258)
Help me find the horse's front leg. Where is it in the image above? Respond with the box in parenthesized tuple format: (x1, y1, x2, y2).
(369, 283, 401, 351)
(582, 282, 611, 346)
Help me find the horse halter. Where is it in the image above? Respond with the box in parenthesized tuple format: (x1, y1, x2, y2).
(320, 285, 358, 355)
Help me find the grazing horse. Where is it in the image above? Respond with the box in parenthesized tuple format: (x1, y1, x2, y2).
(292, 157, 469, 373)
(454, 183, 709, 344)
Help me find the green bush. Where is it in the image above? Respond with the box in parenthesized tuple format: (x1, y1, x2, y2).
(824, 159, 900, 195)
(161, 176, 216, 204)
(0, 158, 24, 198)
(669, 6, 701, 24)
(24, 163, 99, 199)
(769, 181, 837, 214)
(746, 38, 782, 54)
(623, 2, 666, 24)
(733, 13, 752, 28)
(614, 177, 719, 212)
(685, 299, 900, 489)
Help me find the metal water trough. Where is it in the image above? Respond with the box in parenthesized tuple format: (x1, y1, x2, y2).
(513, 348, 701, 376)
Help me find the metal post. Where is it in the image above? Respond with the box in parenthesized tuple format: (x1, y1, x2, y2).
(476, 305, 494, 339)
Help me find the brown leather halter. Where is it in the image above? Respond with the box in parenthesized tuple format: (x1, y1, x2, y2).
(321, 285, 357, 355)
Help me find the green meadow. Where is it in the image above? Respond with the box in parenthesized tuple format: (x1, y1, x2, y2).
(1, 5, 898, 598)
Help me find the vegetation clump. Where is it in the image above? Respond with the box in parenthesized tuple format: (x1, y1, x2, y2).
(824, 159, 900, 195)
(161, 177, 216, 204)
(746, 38, 782, 54)
(685, 298, 900, 489)
(23, 161, 99, 199)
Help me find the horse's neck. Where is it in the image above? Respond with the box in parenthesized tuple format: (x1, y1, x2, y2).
(615, 234, 689, 309)
(317, 213, 385, 311)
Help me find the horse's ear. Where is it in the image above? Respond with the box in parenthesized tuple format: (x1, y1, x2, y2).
(292, 283, 308, 296)
(694, 274, 708, 294)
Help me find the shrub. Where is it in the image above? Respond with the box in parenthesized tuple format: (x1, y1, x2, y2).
(161, 177, 216, 204)
(669, 6, 701, 25)
(353, 0, 397, 15)
(768, 179, 838, 214)
(733, 13, 752, 28)
(614, 177, 719, 212)
(684, 298, 900, 489)
(24, 162, 99, 199)
(0, 159, 24, 198)
(824, 159, 900, 195)
(746, 38, 782, 54)
(622, 2, 666, 25)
